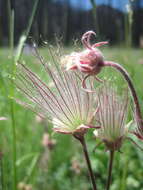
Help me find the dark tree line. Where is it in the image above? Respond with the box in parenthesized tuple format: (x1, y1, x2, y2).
(0, 0, 143, 47)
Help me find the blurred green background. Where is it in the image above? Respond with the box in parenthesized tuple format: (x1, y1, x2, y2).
(1, 0, 143, 189)
(1, 47, 143, 190)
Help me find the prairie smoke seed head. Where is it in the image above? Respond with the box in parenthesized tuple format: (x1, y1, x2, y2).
(94, 84, 129, 151)
(15, 49, 97, 135)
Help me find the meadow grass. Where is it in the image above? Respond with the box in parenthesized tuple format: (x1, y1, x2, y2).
(0, 47, 143, 190)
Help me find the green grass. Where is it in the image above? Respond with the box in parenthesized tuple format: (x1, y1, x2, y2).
(0, 47, 143, 190)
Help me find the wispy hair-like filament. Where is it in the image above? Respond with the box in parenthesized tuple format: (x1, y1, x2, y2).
(94, 83, 129, 150)
(15, 48, 96, 134)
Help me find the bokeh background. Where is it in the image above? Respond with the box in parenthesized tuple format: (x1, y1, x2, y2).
(0, 0, 143, 46)
(1, 1, 143, 190)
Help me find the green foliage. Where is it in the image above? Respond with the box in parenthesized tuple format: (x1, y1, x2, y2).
(0, 47, 143, 190)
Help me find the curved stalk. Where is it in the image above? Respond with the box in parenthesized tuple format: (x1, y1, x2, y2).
(73, 134, 97, 190)
(106, 150, 115, 190)
(103, 61, 143, 129)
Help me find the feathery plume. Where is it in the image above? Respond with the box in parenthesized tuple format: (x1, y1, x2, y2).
(63, 30, 143, 142)
(15, 46, 98, 190)
(15, 48, 97, 135)
(94, 84, 129, 151)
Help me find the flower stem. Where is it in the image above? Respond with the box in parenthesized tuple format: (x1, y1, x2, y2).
(104, 61, 143, 129)
(73, 134, 97, 190)
(106, 150, 115, 190)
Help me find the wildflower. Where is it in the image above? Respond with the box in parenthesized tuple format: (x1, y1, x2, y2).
(16, 48, 98, 190)
(62, 31, 107, 75)
(94, 84, 142, 190)
(15, 49, 97, 136)
(41, 133, 56, 150)
(93, 84, 129, 151)
(64, 30, 143, 143)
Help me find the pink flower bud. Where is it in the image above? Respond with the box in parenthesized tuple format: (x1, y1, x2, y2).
(75, 48, 104, 75)
(63, 31, 108, 76)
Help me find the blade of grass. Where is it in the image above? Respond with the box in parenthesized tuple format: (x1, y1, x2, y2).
(15, 0, 39, 63)
(0, 156, 4, 190)
(7, 1, 40, 189)
(16, 153, 39, 167)
(120, 161, 128, 190)
(119, 146, 129, 190)
(7, 1, 17, 189)
(24, 153, 40, 184)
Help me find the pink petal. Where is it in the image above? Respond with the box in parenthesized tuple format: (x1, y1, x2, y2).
(53, 128, 72, 134)
(93, 41, 108, 48)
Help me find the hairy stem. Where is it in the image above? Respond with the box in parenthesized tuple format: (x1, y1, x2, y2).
(73, 134, 97, 190)
(104, 61, 143, 129)
(106, 150, 114, 190)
